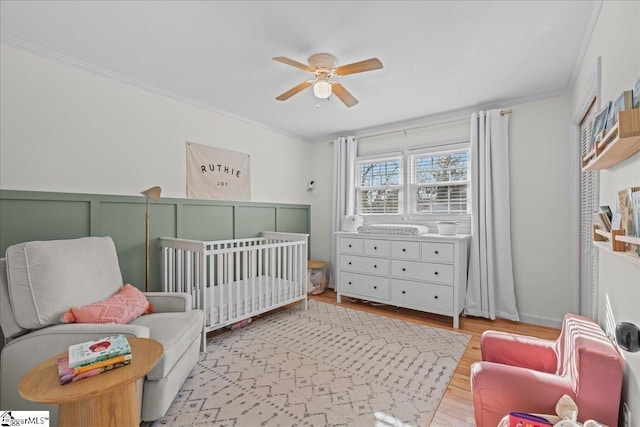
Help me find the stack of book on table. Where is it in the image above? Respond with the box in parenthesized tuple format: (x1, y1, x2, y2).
(57, 334, 132, 384)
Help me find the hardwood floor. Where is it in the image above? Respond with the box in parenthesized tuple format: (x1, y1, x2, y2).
(310, 290, 561, 427)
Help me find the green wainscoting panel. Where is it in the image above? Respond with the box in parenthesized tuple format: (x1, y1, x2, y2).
(235, 206, 276, 238)
(148, 204, 178, 291)
(0, 190, 309, 292)
(0, 197, 90, 253)
(181, 204, 234, 241)
(99, 202, 177, 291)
(276, 206, 310, 234)
(99, 201, 147, 289)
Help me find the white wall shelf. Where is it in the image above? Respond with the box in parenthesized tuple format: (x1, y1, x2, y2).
(593, 241, 640, 266)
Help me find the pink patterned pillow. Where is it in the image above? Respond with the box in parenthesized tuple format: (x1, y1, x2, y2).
(59, 283, 153, 324)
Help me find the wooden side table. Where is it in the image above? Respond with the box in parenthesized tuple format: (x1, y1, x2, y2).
(19, 337, 163, 427)
(308, 259, 328, 294)
(308, 259, 327, 270)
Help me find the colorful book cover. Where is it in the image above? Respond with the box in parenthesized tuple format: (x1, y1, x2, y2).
(67, 334, 131, 368)
(73, 353, 132, 374)
(508, 412, 552, 427)
(618, 187, 640, 238)
(57, 355, 131, 385)
(632, 190, 640, 239)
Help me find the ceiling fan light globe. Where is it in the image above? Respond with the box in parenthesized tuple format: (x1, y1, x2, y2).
(313, 80, 332, 99)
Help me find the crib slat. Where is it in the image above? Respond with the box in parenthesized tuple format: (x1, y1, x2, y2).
(273, 246, 277, 305)
(242, 243, 247, 314)
(288, 245, 292, 300)
(227, 250, 233, 324)
(215, 252, 222, 327)
(258, 246, 263, 311)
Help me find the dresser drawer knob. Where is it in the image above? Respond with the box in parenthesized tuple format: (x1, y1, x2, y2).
(374, 264, 377, 268)
(434, 271, 439, 275)
(348, 281, 352, 285)
(348, 262, 352, 265)
(402, 248, 407, 252)
(374, 246, 378, 250)
(348, 244, 352, 248)
(373, 286, 377, 290)
(435, 250, 439, 254)
(402, 290, 406, 294)
(402, 268, 406, 272)
(434, 295, 439, 299)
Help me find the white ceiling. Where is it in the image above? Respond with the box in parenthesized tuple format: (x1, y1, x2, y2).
(0, 1, 599, 142)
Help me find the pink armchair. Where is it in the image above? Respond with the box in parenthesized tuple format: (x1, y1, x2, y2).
(471, 313, 624, 427)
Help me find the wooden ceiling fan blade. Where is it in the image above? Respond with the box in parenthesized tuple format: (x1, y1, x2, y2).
(276, 80, 313, 101)
(272, 56, 314, 72)
(335, 58, 383, 76)
(331, 82, 359, 107)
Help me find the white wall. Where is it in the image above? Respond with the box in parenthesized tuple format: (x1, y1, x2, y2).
(308, 140, 334, 262)
(571, 1, 640, 424)
(310, 95, 573, 327)
(509, 95, 572, 326)
(0, 45, 312, 204)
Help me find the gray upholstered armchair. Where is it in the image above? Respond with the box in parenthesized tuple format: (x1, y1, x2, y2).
(0, 236, 204, 426)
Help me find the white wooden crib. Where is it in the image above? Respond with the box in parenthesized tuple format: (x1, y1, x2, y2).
(160, 232, 308, 350)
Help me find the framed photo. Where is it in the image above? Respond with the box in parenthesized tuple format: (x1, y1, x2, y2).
(589, 101, 610, 151)
(606, 90, 633, 131)
(599, 205, 612, 221)
(634, 77, 640, 109)
(611, 212, 621, 230)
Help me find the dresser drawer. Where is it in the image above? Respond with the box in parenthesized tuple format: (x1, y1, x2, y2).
(390, 241, 420, 259)
(421, 242, 454, 263)
(339, 272, 390, 300)
(391, 279, 453, 312)
(340, 237, 363, 254)
(340, 255, 389, 276)
(364, 239, 390, 257)
(390, 260, 454, 284)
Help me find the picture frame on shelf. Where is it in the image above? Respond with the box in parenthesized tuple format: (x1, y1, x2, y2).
(618, 186, 640, 239)
(632, 190, 640, 239)
(600, 205, 613, 221)
(634, 77, 640, 109)
(611, 212, 621, 230)
(606, 90, 633, 131)
(589, 102, 610, 151)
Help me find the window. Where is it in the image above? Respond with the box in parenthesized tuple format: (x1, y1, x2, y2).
(355, 144, 470, 218)
(356, 156, 402, 215)
(410, 149, 470, 215)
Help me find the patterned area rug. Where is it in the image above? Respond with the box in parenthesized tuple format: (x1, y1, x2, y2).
(152, 300, 471, 427)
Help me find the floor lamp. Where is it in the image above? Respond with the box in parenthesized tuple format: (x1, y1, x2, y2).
(141, 186, 161, 292)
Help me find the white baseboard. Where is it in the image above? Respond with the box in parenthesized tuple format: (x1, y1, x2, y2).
(518, 313, 563, 329)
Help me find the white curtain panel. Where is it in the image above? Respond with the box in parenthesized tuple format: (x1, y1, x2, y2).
(329, 136, 358, 288)
(465, 110, 519, 321)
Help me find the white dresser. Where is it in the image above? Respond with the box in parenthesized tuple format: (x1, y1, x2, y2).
(335, 232, 470, 328)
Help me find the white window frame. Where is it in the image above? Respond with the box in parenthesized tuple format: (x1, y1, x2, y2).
(406, 143, 471, 220)
(354, 141, 471, 222)
(355, 152, 404, 218)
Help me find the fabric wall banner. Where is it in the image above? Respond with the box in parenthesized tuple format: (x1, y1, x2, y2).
(186, 141, 251, 200)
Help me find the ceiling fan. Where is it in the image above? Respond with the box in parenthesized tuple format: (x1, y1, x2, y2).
(273, 53, 383, 107)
